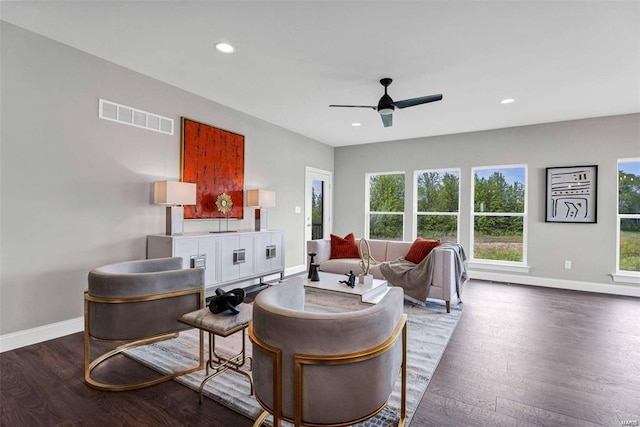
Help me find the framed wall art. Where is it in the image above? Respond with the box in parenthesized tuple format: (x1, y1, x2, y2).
(545, 165, 597, 223)
(181, 117, 244, 219)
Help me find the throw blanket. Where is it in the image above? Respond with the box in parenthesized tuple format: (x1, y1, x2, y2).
(379, 242, 468, 303)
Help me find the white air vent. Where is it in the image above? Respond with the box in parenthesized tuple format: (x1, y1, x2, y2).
(99, 99, 174, 135)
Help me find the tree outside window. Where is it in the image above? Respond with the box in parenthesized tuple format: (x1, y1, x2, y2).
(472, 166, 527, 262)
(366, 173, 404, 240)
(415, 169, 460, 241)
(618, 159, 640, 273)
(311, 180, 324, 240)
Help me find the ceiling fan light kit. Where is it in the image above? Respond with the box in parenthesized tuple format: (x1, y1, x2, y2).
(330, 77, 443, 127)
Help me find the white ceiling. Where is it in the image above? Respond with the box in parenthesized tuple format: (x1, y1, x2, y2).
(2, 1, 639, 147)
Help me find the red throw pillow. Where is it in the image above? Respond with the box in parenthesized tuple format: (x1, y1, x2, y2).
(330, 233, 360, 259)
(405, 237, 441, 264)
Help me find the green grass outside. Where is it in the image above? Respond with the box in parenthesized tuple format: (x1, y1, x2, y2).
(620, 230, 640, 272)
(474, 234, 523, 262)
(473, 230, 640, 268)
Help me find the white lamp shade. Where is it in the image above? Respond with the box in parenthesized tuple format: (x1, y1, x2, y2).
(246, 189, 276, 208)
(154, 181, 196, 205)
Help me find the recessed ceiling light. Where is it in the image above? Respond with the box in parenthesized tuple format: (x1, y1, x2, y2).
(500, 98, 515, 104)
(215, 42, 235, 53)
(352, 122, 362, 127)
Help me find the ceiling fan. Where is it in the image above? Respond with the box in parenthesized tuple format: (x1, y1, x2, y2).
(329, 78, 443, 127)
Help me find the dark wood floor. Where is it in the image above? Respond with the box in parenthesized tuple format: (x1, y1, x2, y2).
(2, 280, 639, 426)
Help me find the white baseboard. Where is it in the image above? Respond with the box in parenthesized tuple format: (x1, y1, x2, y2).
(1, 264, 310, 353)
(0, 316, 84, 353)
(469, 270, 640, 297)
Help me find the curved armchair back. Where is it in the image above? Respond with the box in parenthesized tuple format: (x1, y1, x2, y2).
(87, 257, 204, 341)
(250, 277, 406, 426)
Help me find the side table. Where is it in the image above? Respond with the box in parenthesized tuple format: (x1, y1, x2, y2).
(178, 303, 254, 403)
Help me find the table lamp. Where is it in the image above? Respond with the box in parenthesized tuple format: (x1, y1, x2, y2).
(246, 189, 275, 231)
(154, 181, 196, 235)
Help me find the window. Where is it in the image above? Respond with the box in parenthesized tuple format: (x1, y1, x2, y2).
(366, 172, 405, 240)
(471, 165, 527, 263)
(618, 159, 640, 274)
(311, 180, 324, 240)
(414, 169, 460, 241)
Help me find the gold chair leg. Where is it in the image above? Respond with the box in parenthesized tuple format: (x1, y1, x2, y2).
(84, 288, 205, 392)
(399, 320, 407, 427)
(84, 328, 204, 392)
(253, 410, 271, 427)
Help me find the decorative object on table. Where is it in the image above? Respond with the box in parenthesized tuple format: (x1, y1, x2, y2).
(208, 288, 246, 315)
(359, 273, 374, 286)
(216, 193, 233, 213)
(358, 238, 377, 285)
(339, 270, 357, 288)
(545, 165, 598, 223)
(181, 117, 244, 220)
(153, 181, 197, 235)
(309, 263, 320, 282)
(307, 252, 317, 278)
(246, 189, 276, 231)
(215, 193, 233, 232)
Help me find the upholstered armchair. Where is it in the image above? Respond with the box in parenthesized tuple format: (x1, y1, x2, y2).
(84, 257, 205, 391)
(249, 277, 407, 427)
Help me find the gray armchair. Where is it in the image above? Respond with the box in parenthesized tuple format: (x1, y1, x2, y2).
(249, 277, 407, 427)
(84, 257, 205, 391)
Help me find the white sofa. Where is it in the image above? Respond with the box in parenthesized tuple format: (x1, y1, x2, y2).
(306, 239, 466, 312)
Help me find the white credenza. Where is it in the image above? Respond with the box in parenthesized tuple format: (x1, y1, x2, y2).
(147, 230, 284, 292)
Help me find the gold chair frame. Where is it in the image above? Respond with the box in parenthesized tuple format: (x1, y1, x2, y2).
(248, 313, 408, 427)
(84, 288, 204, 391)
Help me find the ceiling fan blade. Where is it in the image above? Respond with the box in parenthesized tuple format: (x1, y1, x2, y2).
(393, 94, 443, 109)
(381, 113, 393, 127)
(329, 104, 377, 110)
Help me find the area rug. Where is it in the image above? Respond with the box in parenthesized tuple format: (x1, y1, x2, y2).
(126, 289, 462, 426)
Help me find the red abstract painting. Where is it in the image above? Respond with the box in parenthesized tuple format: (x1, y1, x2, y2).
(181, 118, 244, 219)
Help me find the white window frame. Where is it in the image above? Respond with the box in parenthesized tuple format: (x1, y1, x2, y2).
(469, 164, 529, 271)
(614, 158, 640, 284)
(413, 168, 461, 241)
(365, 171, 405, 240)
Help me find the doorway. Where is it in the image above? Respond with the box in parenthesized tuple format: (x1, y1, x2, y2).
(305, 167, 333, 244)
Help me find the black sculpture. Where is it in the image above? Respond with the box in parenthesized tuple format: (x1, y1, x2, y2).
(309, 263, 320, 282)
(308, 252, 317, 279)
(339, 270, 357, 288)
(208, 288, 245, 314)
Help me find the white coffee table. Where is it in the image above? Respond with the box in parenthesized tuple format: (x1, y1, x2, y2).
(304, 272, 390, 304)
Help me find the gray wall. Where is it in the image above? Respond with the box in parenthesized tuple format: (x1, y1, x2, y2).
(0, 23, 333, 335)
(334, 114, 640, 286)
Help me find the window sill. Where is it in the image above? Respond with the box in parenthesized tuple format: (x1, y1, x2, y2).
(611, 273, 640, 285)
(467, 260, 531, 274)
